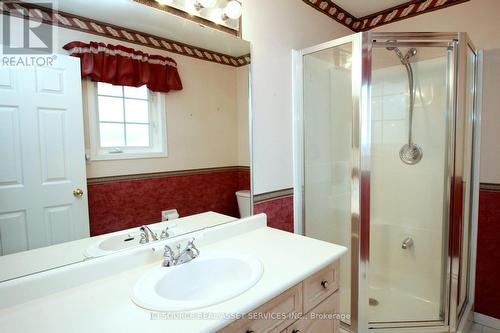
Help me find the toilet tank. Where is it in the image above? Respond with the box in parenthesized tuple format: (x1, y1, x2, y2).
(235, 190, 251, 218)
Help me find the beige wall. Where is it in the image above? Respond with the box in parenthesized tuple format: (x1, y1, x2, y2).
(49, 24, 250, 179)
(480, 49, 500, 183)
(372, 0, 500, 183)
(241, 0, 352, 195)
(237, 65, 250, 167)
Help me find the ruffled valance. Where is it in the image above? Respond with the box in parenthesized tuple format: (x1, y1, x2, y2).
(63, 41, 183, 93)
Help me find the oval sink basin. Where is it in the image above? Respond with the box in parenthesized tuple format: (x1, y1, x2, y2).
(131, 251, 263, 311)
(85, 225, 184, 258)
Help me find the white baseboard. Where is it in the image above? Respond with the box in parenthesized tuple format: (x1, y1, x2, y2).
(474, 312, 500, 330)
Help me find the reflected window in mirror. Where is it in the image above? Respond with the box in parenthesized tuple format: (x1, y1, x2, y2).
(85, 81, 167, 160)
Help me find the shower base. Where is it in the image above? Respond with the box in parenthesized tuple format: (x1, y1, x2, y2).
(339, 285, 440, 325)
(368, 285, 440, 322)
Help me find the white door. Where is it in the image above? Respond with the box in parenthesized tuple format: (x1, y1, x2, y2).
(0, 55, 89, 255)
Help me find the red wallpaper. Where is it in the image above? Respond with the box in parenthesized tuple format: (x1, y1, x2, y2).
(475, 189, 500, 319)
(237, 169, 251, 191)
(254, 196, 294, 233)
(87, 168, 250, 236)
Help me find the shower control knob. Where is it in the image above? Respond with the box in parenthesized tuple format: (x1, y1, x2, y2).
(321, 280, 328, 288)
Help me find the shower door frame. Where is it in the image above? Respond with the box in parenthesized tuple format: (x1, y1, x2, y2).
(293, 32, 479, 333)
(293, 32, 367, 332)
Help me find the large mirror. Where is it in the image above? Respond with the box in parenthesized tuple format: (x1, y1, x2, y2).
(0, 0, 251, 281)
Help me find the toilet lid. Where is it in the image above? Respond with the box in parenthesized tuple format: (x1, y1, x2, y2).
(236, 190, 250, 198)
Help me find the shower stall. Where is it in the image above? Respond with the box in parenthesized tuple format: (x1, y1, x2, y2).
(293, 32, 481, 332)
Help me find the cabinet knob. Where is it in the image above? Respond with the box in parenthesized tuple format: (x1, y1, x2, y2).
(292, 329, 300, 333)
(246, 330, 255, 333)
(321, 280, 329, 288)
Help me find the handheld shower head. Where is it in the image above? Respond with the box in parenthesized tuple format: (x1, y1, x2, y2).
(404, 48, 418, 62)
(386, 41, 418, 65)
(386, 43, 423, 165)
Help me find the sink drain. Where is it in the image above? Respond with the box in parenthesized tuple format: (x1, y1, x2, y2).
(124, 235, 135, 242)
(369, 298, 379, 306)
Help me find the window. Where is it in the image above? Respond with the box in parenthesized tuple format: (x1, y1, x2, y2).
(85, 81, 167, 160)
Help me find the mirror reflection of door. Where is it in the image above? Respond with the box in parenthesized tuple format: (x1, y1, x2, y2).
(0, 55, 90, 255)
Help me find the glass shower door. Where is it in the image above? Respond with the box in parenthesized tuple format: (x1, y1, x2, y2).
(302, 35, 360, 329)
(368, 43, 452, 324)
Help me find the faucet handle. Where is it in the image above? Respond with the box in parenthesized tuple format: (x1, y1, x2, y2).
(160, 227, 170, 240)
(162, 245, 175, 267)
(185, 238, 200, 258)
(139, 230, 148, 244)
(164, 245, 175, 258)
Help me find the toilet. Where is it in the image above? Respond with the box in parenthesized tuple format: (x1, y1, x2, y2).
(235, 190, 251, 218)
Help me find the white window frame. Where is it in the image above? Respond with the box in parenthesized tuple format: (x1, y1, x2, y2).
(84, 80, 168, 160)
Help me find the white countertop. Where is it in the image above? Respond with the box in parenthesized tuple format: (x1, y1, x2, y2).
(0, 216, 347, 333)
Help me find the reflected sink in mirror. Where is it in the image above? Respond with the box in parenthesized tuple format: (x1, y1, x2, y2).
(131, 251, 263, 311)
(84, 224, 185, 258)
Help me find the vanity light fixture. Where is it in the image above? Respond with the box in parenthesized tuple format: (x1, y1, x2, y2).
(194, 0, 217, 10)
(144, 0, 241, 33)
(222, 0, 242, 20)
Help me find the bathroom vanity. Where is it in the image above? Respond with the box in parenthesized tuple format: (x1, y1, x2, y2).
(0, 214, 346, 333)
(218, 261, 340, 333)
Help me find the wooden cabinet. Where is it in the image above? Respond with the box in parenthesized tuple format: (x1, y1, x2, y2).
(218, 284, 302, 333)
(284, 292, 339, 333)
(302, 260, 339, 313)
(218, 261, 340, 333)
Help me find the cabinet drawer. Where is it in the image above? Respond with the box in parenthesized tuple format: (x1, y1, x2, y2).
(302, 261, 339, 313)
(218, 283, 303, 333)
(286, 291, 340, 333)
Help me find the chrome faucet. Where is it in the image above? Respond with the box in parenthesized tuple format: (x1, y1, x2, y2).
(402, 237, 414, 249)
(139, 225, 158, 244)
(162, 238, 200, 267)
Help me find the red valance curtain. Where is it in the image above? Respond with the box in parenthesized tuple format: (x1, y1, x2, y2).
(63, 41, 183, 93)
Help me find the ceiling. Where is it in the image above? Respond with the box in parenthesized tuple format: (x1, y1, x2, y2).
(333, 0, 411, 18)
(39, 0, 250, 57)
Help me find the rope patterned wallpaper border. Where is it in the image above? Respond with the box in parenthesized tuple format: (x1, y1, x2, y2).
(0, 1, 250, 67)
(302, 0, 470, 32)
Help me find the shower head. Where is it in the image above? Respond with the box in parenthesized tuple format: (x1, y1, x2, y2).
(403, 48, 418, 62)
(407, 48, 417, 57)
(386, 41, 417, 65)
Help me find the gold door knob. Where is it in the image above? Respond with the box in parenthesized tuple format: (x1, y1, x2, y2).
(73, 188, 84, 197)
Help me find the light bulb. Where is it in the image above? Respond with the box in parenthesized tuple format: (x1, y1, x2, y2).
(184, 0, 198, 14)
(156, 0, 173, 5)
(211, 8, 225, 24)
(223, 0, 242, 20)
(197, 0, 217, 8)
